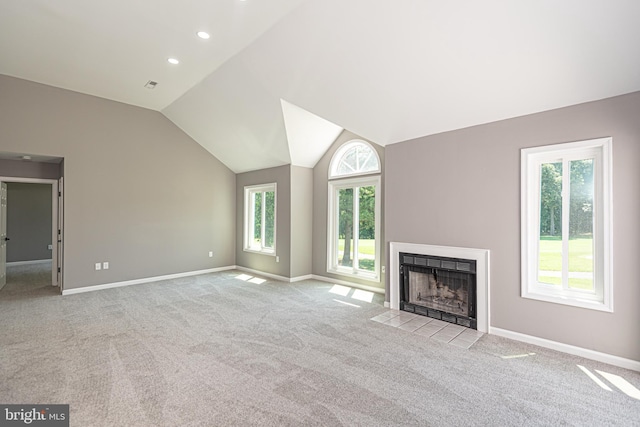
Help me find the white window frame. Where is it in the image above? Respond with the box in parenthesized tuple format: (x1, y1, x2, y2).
(521, 137, 613, 312)
(243, 183, 277, 255)
(327, 175, 381, 282)
(329, 139, 381, 179)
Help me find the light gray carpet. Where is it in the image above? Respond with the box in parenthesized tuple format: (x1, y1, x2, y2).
(2, 260, 56, 295)
(1, 269, 639, 426)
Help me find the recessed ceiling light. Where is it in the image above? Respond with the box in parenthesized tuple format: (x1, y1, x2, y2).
(167, 58, 180, 65)
(196, 31, 210, 40)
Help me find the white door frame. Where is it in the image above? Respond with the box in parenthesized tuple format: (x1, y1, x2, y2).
(1, 182, 7, 290)
(0, 176, 61, 291)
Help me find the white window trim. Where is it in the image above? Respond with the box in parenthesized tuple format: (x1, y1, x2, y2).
(327, 175, 381, 282)
(243, 183, 277, 256)
(329, 139, 381, 179)
(521, 137, 613, 312)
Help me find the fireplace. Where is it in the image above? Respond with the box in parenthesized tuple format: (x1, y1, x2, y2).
(400, 253, 477, 329)
(389, 242, 489, 333)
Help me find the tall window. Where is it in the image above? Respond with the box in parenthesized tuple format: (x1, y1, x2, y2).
(521, 137, 612, 311)
(244, 183, 276, 254)
(328, 140, 381, 281)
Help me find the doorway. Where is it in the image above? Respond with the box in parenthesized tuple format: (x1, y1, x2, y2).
(0, 177, 63, 294)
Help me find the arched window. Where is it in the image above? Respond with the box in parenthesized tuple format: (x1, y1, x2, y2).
(329, 140, 380, 179)
(327, 140, 381, 281)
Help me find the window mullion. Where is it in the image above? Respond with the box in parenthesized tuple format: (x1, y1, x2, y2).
(334, 189, 340, 270)
(260, 192, 266, 250)
(353, 186, 359, 273)
(561, 159, 570, 290)
(250, 191, 256, 249)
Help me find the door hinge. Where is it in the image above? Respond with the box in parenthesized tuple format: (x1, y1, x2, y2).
(57, 267, 61, 273)
(58, 191, 61, 197)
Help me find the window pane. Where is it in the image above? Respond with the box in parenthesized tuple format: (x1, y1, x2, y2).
(338, 188, 353, 267)
(264, 191, 275, 248)
(253, 192, 262, 247)
(338, 151, 357, 175)
(568, 159, 594, 290)
(538, 162, 562, 285)
(356, 147, 373, 171)
(358, 186, 375, 271)
(331, 141, 380, 178)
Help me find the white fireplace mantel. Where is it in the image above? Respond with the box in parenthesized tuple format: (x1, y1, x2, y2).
(389, 242, 490, 333)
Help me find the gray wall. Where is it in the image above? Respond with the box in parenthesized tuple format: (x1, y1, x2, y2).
(236, 165, 291, 277)
(385, 91, 640, 361)
(290, 166, 313, 278)
(0, 75, 236, 290)
(312, 130, 385, 290)
(0, 159, 62, 180)
(6, 183, 52, 262)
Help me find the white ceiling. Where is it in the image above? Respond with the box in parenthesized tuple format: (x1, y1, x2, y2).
(2, 0, 640, 173)
(281, 100, 343, 169)
(0, 0, 306, 110)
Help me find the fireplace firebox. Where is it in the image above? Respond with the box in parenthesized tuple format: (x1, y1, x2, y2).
(400, 252, 477, 329)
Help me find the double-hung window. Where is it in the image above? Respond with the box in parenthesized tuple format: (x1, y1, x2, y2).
(521, 137, 612, 311)
(244, 183, 276, 254)
(327, 140, 381, 281)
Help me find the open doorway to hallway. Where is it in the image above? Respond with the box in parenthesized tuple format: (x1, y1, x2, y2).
(0, 154, 64, 296)
(2, 182, 58, 296)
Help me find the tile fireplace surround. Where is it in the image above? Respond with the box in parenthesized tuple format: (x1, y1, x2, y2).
(389, 242, 490, 333)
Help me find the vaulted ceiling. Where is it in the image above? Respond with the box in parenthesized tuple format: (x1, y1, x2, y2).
(2, 0, 639, 173)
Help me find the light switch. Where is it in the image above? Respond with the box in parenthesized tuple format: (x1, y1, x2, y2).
(209, 251, 213, 257)
(95, 263, 101, 271)
(103, 262, 109, 270)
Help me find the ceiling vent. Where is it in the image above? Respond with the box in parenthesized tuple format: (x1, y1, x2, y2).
(144, 80, 158, 89)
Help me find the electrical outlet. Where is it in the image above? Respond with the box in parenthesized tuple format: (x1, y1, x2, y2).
(209, 251, 213, 257)
(382, 266, 386, 273)
(276, 256, 280, 263)
(95, 263, 101, 271)
(103, 262, 109, 270)
(48, 244, 53, 250)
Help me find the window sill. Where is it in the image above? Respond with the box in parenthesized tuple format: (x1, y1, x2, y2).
(243, 248, 276, 256)
(522, 288, 612, 312)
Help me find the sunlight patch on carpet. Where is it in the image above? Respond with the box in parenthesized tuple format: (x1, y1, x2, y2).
(351, 289, 374, 303)
(329, 284, 350, 296)
(596, 370, 640, 400)
(333, 299, 360, 308)
(501, 352, 536, 359)
(578, 365, 612, 391)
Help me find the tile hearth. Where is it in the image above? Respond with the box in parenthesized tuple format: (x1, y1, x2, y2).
(371, 310, 484, 349)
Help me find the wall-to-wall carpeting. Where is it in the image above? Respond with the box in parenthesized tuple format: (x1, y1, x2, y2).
(1, 270, 638, 426)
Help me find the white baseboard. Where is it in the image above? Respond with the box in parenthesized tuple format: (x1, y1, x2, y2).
(310, 274, 385, 294)
(7, 259, 52, 266)
(490, 327, 640, 372)
(234, 267, 316, 284)
(234, 266, 292, 282)
(62, 266, 236, 295)
(232, 267, 385, 293)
